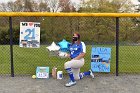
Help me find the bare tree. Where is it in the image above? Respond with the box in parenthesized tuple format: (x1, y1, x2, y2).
(7, 0, 23, 12)
(44, 0, 79, 12)
(0, 0, 32, 12)
(70, 0, 82, 11)
(0, 3, 7, 11)
(0, 0, 40, 12)
(59, 0, 71, 12)
(38, 1, 49, 12)
(44, 0, 61, 12)
(0, 0, 80, 12)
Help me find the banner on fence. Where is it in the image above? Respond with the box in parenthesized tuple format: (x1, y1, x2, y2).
(19, 22, 40, 48)
(36, 66, 49, 79)
(91, 47, 111, 72)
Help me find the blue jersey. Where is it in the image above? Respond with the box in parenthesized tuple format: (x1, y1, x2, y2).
(69, 42, 86, 59)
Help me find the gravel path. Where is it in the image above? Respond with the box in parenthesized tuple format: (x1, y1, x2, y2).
(0, 74, 140, 93)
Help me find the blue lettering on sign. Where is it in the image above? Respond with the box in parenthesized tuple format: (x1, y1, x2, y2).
(24, 28, 35, 40)
(92, 47, 111, 54)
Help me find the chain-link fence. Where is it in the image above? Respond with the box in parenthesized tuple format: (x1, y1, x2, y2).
(119, 17, 140, 74)
(0, 13, 140, 77)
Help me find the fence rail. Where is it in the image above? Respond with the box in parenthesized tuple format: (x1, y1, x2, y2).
(0, 12, 140, 17)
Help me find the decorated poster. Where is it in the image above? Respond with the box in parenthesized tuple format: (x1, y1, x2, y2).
(36, 67, 49, 79)
(91, 47, 111, 72)
(19, 22, 40, 48)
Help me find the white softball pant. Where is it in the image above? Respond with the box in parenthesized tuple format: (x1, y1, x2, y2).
(64, 58, 85, 80)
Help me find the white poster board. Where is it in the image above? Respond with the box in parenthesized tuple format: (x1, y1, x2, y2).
(19, 22, 40, 48)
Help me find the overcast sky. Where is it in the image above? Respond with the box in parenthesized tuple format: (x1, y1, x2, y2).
(0, 0, 139, 4)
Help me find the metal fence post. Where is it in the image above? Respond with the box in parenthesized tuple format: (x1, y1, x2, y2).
(9, 17, 14, 77)
(116, 17, 119, 76)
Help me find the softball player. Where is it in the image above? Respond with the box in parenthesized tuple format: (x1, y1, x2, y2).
(64, 33, 94, 87)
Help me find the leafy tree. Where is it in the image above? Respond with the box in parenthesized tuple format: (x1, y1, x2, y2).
(80, 0, 132, 13)
(0, 0, 139, 44)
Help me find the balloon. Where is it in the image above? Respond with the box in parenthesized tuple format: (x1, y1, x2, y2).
(46, 42, 60, 51)
(58, 39, 70, 52)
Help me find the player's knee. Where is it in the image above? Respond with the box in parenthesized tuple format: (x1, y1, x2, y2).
(64, 62, 70, 69)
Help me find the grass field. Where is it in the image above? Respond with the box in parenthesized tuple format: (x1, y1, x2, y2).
(0, 45, 140, 75)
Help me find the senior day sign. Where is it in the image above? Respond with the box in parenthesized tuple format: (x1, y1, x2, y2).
(91, 47, 111, 72)
(19, 22, 40, 48)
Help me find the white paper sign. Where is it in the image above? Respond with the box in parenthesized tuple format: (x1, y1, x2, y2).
(19, 22, 40, 48)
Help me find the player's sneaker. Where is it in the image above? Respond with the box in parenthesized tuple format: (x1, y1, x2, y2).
(65, 81, 76, 87)
(89, 70, 94, 79)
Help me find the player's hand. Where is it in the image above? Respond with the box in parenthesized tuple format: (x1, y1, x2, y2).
(58, 51, 68, 58)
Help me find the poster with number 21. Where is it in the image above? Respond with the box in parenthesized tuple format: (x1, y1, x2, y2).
(19, 22, 40, 48)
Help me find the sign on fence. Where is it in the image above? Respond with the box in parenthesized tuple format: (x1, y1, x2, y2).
(19, 22, 40, 48)
(36, 67, 49, 79)
(91, 47, 111, 72)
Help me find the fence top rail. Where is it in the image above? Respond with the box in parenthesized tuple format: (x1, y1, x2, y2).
(0, 12, 140, 17)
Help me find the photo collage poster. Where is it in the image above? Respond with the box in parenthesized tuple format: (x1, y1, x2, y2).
(91, 47, 111, 72)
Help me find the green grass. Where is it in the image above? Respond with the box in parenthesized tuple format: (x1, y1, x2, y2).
(0, 45, 140, 75)
(119, 46, 140, 73)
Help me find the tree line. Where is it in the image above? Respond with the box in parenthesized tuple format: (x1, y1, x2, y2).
(0, 0, 140, 44)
